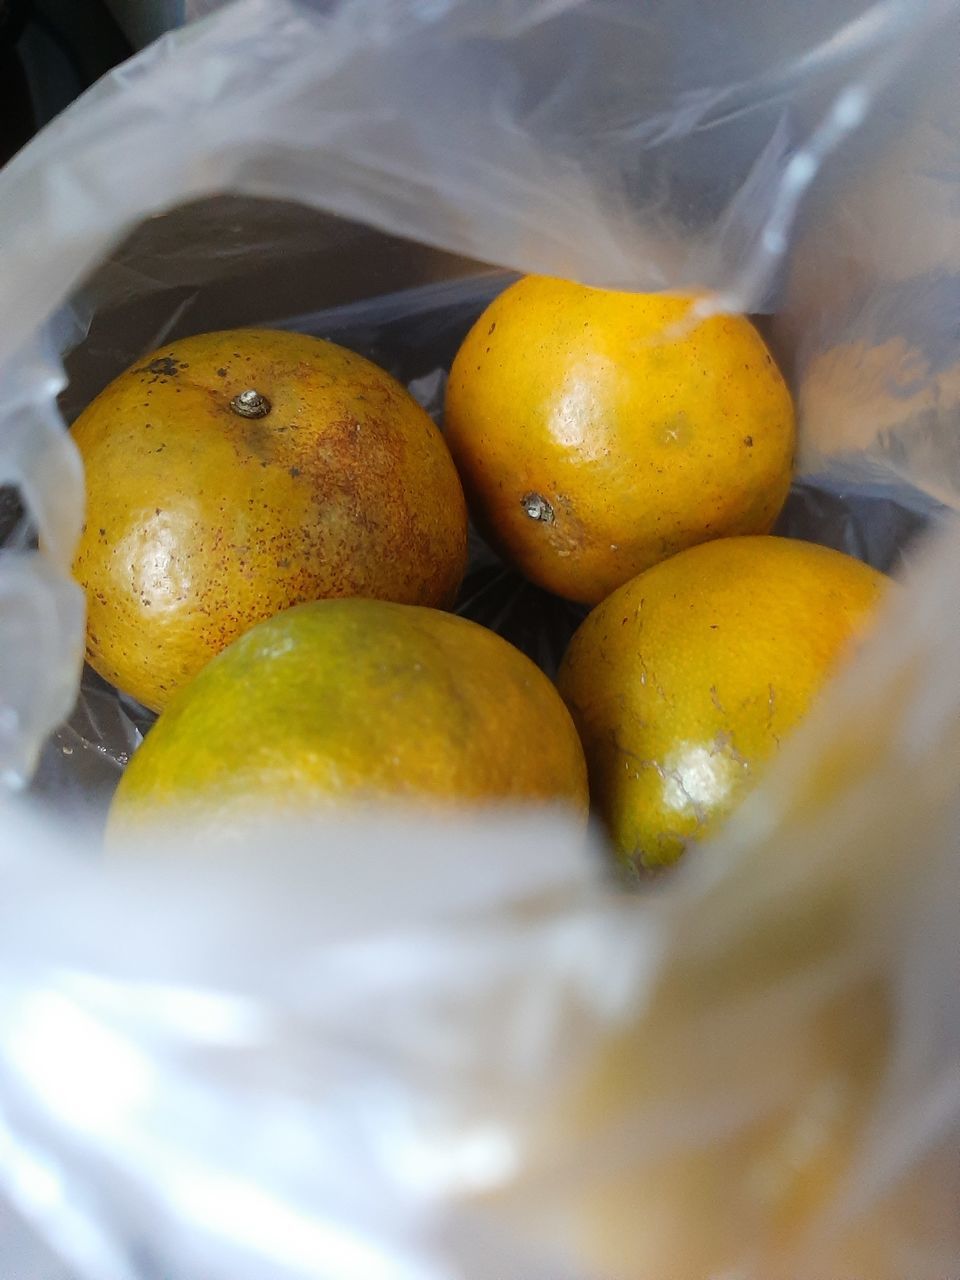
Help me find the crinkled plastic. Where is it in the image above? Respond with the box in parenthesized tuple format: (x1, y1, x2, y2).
(0, 0, 959, 1277)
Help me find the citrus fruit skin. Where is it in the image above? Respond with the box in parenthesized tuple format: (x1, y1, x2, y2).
(444, 276, 795, 604)
(108, 598, 588, 838)
(556, 537, 888, 869)
(72, 328, 468, 712)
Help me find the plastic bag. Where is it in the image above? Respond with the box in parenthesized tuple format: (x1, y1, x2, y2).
(0, 0, 959, 1277)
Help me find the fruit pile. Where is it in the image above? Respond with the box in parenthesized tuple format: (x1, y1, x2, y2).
(71, 277, 888, 870)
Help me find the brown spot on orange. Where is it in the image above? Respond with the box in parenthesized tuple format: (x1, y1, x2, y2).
(137, 355, 180, 378)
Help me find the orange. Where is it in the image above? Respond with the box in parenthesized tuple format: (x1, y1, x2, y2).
(444, 276, 794, 604)
(108, 597, 588, 840)
(72, 328, 468, 711)
(556, 537, 889, 869)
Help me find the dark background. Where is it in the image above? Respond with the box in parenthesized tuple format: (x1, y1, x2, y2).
(0, 0, 134, 167)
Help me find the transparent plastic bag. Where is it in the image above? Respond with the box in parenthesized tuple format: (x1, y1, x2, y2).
(0, 0, 958, 1277)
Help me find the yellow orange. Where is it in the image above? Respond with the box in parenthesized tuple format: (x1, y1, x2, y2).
(556, 536, 889, 869)
(445, 276, 794, 604)
(72, 327, 467, 710)
(108, 598, 589, 840)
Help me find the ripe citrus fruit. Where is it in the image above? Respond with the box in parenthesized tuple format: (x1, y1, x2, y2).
(72, 327, 468, 711)
(108, 597, 588, 840)
(556, 537, 888, 870)
(444, 276, 795, 604)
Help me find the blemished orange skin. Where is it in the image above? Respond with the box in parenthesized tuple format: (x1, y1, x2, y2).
(71, 328, 468, 711)
(556, 537, 889, 870)
(107, 598, 589, 841)
(444, 276, 795, 605)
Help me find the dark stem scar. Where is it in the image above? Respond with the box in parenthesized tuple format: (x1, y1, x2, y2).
(520, 492, 555, 524)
